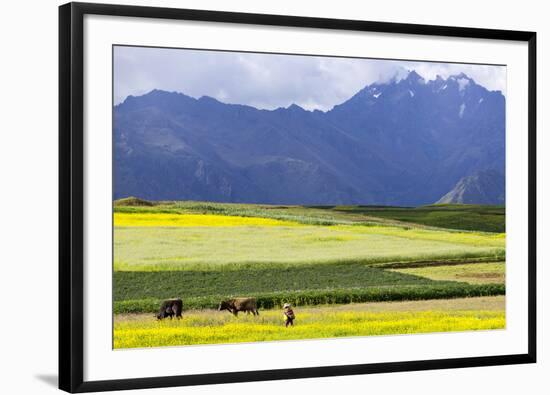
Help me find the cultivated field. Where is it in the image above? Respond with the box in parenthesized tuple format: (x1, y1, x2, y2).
(113, 198, 506, 348)
(114, 297, 505, 348)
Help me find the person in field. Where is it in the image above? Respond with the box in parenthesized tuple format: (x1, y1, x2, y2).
(283, 303, 295, 327)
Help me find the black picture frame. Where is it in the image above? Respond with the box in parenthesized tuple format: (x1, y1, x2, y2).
(59, 2, 537, 392)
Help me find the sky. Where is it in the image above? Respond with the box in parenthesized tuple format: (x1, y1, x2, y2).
(114, 45, 506, 111)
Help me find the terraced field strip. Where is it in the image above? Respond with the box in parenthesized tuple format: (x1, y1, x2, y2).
(114, 212, 302, 227)
(114, 283, 505, 313)
(389, 261, 505, 284)
(114, 296, 505, 348)
(114, 215, 504, 271)
(114, 200, 506, 233)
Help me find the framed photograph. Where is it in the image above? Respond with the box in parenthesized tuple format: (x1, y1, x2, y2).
(59, 2, 537, 392)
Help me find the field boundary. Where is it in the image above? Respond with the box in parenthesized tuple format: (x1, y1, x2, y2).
(114, 253, 506, 272)
(372, 257, 505, 269)
(114, 283, 505, 314)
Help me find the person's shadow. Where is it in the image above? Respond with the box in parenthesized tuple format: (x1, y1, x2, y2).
(35, 374, 58, 388)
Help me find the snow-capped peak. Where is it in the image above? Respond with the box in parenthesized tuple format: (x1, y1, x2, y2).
(457, 77, 470, 92)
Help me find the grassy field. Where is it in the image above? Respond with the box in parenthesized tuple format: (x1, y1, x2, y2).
(113, 199, 506, 348)
(114, 296, 505, 348)
(114, 199, 505, 233)
(390, 262, 505, 284)
(327, 204, 505, 233)
(114, 216, 504, 271)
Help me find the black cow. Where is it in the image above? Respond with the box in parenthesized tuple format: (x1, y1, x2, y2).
(156, 298, 183, 320)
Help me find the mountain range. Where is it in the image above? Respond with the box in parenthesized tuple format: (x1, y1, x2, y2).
(114, 71, 505, 206)
(436, 169, 505, 205)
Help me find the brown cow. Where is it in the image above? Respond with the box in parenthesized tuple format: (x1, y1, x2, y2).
(156, 298, 183, 320)
(218, 298, 259, 316)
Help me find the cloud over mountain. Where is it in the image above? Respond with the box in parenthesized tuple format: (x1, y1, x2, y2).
(114, 46, 506, 111)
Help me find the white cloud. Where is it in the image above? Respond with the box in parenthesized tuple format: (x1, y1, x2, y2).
(114, 46, 506, 111)
(399, 61, 506, 96)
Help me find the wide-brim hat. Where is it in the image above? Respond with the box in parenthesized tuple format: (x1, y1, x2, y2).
(283, 303, 291, 308)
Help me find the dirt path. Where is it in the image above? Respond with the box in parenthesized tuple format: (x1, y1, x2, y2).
(115, 295, 504, 322)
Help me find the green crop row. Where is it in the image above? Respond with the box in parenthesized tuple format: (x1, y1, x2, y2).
(114, 283, 505, 314)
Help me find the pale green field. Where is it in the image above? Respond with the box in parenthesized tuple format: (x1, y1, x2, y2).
(114, 222, 504, 271)
(114, 296, 505, 349)
(391, 262, 505, 284)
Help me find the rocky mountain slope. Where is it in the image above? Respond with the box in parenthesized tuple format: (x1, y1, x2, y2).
(114, 71, 505, 205)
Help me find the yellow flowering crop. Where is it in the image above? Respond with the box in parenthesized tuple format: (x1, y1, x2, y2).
(114, 308, 505, 349)
(114, 212, 302, 227)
